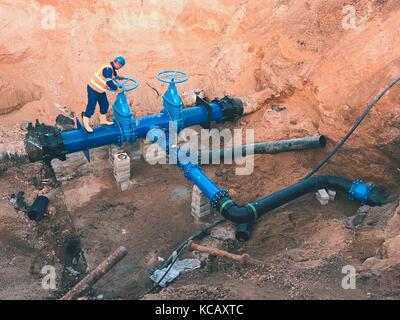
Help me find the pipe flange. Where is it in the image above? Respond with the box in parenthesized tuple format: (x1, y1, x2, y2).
(210, 190, 231, 209)
(348, 179, 375, 205)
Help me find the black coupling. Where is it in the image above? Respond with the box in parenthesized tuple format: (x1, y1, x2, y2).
(213, 96, 244, 123)
(25, 120, 66, 163)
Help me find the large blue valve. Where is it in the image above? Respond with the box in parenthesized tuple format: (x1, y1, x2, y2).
(157, 70, 189, 132)
(112, 76, 139, 147)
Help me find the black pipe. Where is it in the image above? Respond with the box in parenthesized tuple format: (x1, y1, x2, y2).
(235, 222, 254, 242)
(214, 176, 388, 225)
(199, 135, 326, 163)
(28, 196, 49, 221)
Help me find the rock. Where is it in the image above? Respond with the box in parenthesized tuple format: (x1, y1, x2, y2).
(357, 205, 371, 214)
(346, 212, 367, 229)
(228, 189, 237, 197)
(20, 121, 29, 130)
(48, 206, 56, 216)
(55, 114, 75, 131)
(66, 266, 80, 276)
(362, 257, 396, 271)
(383, 235, 400, 259)
(0, 77, 42, 115)
(209, 225, 236, 241)
(271, 105, 286, 112)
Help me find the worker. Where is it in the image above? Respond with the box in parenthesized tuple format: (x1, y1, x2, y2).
(82, 56, 126, 133)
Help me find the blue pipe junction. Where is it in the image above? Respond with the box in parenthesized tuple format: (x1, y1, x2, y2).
(24, 70, 389, 240)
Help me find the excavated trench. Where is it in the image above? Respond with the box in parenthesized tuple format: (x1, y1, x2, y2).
(0, 111, 400, 300)
(1, 0, 400, 300)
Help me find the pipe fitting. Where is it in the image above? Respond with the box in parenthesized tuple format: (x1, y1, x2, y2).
(215, 175, 388, 227)
(348, 179, 375, 205)
(216, 197, 257, 224)
(210, 190, 231, 210)
(25, 121, 66, 163)
(214, 96, 244, 122)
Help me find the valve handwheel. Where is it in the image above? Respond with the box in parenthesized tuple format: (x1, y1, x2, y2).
(113, 77, 139, 92)
(156, 70, 189, 84)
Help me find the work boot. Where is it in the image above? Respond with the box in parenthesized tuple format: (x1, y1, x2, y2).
(99, 114, 114, 125)
(81, 113, 93, 133)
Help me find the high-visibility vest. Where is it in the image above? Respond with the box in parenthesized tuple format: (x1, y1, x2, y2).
(88, 63, 114, 93)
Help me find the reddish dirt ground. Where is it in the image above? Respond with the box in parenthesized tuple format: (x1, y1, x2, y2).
(1, 143, 400, 300)
(1, 0, 400, 300)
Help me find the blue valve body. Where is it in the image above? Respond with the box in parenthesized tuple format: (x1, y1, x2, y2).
(113, 92, 137, 145)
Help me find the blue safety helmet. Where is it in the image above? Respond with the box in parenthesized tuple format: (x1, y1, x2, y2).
(114, 55, 126, 67)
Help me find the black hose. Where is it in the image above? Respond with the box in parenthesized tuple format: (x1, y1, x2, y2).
(216, 176, 388, 224)
(304, 76, 400, 179)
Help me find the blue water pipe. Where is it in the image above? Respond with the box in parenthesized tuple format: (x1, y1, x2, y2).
(56, 72, 240, 161)
(24, 70, 388, 240)
(154, 130, 387, 225)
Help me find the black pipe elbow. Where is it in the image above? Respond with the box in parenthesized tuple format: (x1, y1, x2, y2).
(215, 176, 388, 228)
(216, 197, 257, 224)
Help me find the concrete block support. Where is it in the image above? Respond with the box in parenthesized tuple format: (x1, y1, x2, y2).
(109, 145, 124, 165)
(328, 189, 337, 201)
(112, 152, 131, 191)
(315, 189, 330, 205)
(191, 185, 211, 220)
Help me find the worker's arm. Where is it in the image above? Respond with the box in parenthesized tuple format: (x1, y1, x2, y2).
(103, 67, 119, 91)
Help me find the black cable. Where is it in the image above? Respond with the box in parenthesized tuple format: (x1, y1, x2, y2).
(303, 75, 400, 179)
